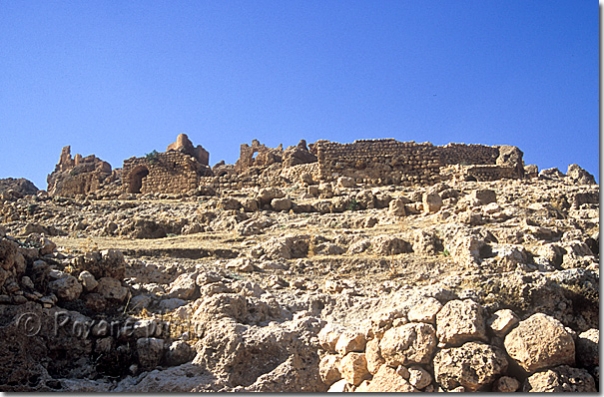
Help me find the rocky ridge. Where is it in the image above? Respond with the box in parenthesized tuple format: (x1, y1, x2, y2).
(0, 150, 599, 391)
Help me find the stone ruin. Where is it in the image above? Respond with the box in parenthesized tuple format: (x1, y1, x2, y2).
(47, 146, 114, 196)
(122, 134, 212, 194)
(46, 135, 527, 197)
(314, 139, 525, 186)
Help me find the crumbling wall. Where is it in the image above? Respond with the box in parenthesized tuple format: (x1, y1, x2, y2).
(47, 146, 112, 196)
(122, 151, 211, 194)
(315, 139, 441, 186)
(235, 140, 283, 172)
(282, 140, 317, 167)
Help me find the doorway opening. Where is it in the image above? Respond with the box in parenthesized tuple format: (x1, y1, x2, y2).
(129, 166, 149, 193)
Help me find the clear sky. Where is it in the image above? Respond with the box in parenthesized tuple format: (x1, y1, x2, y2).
(0, 1, 599, 190)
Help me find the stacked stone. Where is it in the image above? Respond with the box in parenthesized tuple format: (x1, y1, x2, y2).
(438, 143, 500, 166)
(318, 298, 598, 392)
(315, 140, 441, 187)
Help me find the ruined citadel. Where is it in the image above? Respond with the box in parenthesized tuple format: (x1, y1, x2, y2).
(0, 133, 598, 392)
(46, 133, 527, 197)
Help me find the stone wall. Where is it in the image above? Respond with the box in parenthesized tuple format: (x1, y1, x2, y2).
(315, 139, 441, 186)
(314, 139, 524, 186)
(438, 143, 499, 166)
(122, 151, 211, 194)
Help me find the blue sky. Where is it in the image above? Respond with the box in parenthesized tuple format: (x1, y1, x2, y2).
(0, 1, 599, 189)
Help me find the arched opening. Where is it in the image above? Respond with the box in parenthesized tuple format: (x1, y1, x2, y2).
(129, 166, 149, 193)
(465, 175, 477, 182)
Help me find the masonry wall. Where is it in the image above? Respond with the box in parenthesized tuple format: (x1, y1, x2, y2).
(315, 139, 441, 186)
(122, 151, 205, 194)
(438, 143, 500, 166)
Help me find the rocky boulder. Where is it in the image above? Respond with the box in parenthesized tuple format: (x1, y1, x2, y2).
(433, 342, 508, 391)
(435, 299, 488, 347)
(566, 164, 596, 185)
(523, 365, 596, 392)
(379, 322, 437, 366)
(504, 313, 575, 373)
(361, 365, 418, 392)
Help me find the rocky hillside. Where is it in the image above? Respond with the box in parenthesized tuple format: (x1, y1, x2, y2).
(0, 163, 598, 392)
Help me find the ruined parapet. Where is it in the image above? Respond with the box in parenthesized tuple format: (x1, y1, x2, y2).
(166, 133, 209, 165)
(315, 139, 441, 186)
(235, 140, 283, 172)
(47, 146, 112, 196)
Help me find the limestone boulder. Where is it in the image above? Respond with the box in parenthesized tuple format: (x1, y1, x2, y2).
(282, 139, 317, 167)
(407, 297, 442, 324)
(257, 187, 285, 206)
(225, 258, 255, 273)
(492, 376, 520, 392)
(364, 338, 385, 374)
(271, 197, 292, 212)
(379, 322, 437, 366)
(96, 277, 129, 303)
(77, 270, 98, 292)
(523, 365, 596, 392)
(486, 309, 519, 338)
(472, 189, 497, 205)
(167, 272, 198, 300)
(318, 354, 341, 386)
(371, 236, 412, 256)
(435, 299, 488, 347)
(335, 330, 366, 355)
(408, 365, 433, 390)
(262, 235, 309, 260)
(338, 352, 369, 386)
(576, 328, 599, 368)
(388, 197, 407, 217)
(422, 192, 443, 214)
(433, 342, 508, 391)
(412, 230, 443, 255)
(504, 313, 575, 373)
(363, 365, 418, 392)
(218, 197, 242, 211)
(318, 323, 343, 353)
